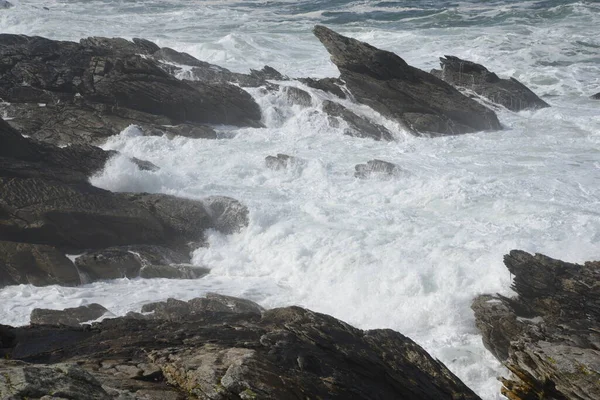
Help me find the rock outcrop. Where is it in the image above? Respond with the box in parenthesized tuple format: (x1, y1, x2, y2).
(472, 250, 600, 400)
(431, 56, 550, 111)
(31, 304, 112, 327)
(592, 92, 600, 100)
(323, 100, 394, 141)
(0, 294, 481, 400)
(299, 77, 347, 98)
(265, 153, 302, 170)
(313, 26, 502, 136)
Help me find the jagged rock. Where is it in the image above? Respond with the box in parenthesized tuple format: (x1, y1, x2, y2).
(31, 304, 112, 327)
(139, 264, 210, 279)
(431, 56, 550, 111)
(202, 196, 250, 234)
(473, 250, 600, 400)
(0, 361, 111, 400)
(0, 34, 262, 129)
(299, 77, 347, 98)
(0, 241, 80, 287)
(282, 86, 312, 106)
(592, 92, 600, 100)
(132, 38, 161, 54)
(1, 295, 480, 400)
(75, 245, 190, 282)
(158, 123, 217, 139)
(313, 26, 501, 136)
(80, 36, 156, 56)
(265, 153, 301, 170)
(323, 100, 394, 141)
(355, 159, 402, 179)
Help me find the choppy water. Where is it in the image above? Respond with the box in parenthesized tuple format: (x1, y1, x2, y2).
(1, 1, 600, 398)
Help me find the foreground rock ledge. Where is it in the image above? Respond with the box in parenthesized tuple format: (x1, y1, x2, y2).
(0, 294, 480, 400)
(313, 26, 502, 136)
(472, 250, 600, 400)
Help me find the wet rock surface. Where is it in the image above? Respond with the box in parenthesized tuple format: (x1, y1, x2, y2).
(313, 26, 501, 136)
(431, 56, 550, 112)
(472, 250, 600, 400)
(592, 92, 600, 100)
(31, 304, 112, 327)
(299, 77, 347, 98)
(0, 295, 480, 400)
(265, 153, 302, 170)
(323, 100, 394, 141)
(355, 159, 402, 179)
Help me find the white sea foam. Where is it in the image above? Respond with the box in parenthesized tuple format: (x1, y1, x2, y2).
(1, 1, 600, 399)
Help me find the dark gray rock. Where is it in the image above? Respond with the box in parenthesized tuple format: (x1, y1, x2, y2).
(355, 159, 402, 179)
(473, 250, 600, 400)
(1, 295, 481, 400)
(138, 264, 210, 280)
(313, 26, 501, 136)
(592, 92, 600, 100)
(265, 153, 300, 170)
(299, 77, 347, 99)
(431, 56, 550, 111)
(0, 1, 13, 9)
(0, 361, 111, 400)
(282, 86, 312, 106)
(75, 245, 190, 282)
(0, 241, 80, 287)
(323, 100, 394, 141)
(202, 196, 250, 234)
(31, 304, 111, 327)
(132, 38, 161, 54)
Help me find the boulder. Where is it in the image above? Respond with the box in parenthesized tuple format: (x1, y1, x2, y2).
(323, 100, 394, 141)
(31, 304, 112, 327)
(282, 86, 312, 106)
(265, 153, 301, 170)
(472, 250, 600, 400)
(431, 56, 550, 111)
(299, 77, 347, 98)
(0, 241, 80, 287)
(138, 264, 210, 279)
(313, 26, 501, 136)
(1, 295, 481, 400)
(202, 195, 250, 234)
(592, 92, 600, 100)
(355, 159, 402, 179)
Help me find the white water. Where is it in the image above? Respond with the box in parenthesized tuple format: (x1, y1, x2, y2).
(1, 1, 600, 399)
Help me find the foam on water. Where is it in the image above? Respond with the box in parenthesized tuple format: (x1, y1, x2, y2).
(1, 1, 600, 399)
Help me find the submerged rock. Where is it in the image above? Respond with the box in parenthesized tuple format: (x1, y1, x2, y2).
(31, 304, 112, 327)
(431, 56, 550, 111)
(592, 92, 600, 99)
(323, 100, 394, 141)
(1, 295, 481, 400)
(0, 241, 80, 287)
(355, 159, 402, 179)
(138, 264, 210, 279)
(265, 153, 302, 170)
(473, 250, 600, 400)
(282, 86, 312, 106)
(313, 26, 501, 136)
(299, 77, 347, 99)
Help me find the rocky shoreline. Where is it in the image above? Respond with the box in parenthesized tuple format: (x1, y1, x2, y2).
(1, 26, 598, 399)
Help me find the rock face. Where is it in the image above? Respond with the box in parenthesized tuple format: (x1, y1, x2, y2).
(299, 77, 347, 99)
(323, 100, 394, 141)
(31, 304, 111, 327)
(472, 250, 600, 400)
(1, 295, 481, 400)
(0, 241, 80, 287)
(431, 56, 550, 111)
(0, 34, 262, 145)
(313, 26, 501, 136)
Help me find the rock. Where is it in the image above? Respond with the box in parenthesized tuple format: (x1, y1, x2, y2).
(355, 159, 402, 179)
(0, 241, 80, 287)
(0, 177, 166, 251)
(132, 38, 161, 54)
(282, 86, 312, 106)
(323, 100, 394, 141)
(592, 92, 600, 100)
(0, 34, 262, 128)
(0, 1, 13, 9)
(0, 361, 111, 400)
(299, 77, 347, 98)
(138, 264, 210, 279)
(75, 245, 190, 282)
(31, 304, 112, 327)
(431, 56, 550, 111)
(472, 250, 600, 400)
(265, 153, 301, 170)
(313, 26, 501, 136)
(2, 295, 480, 400)
(80, 36, 156, 56)
(202, 196, 250, 234)
(158, 123, 217, 139)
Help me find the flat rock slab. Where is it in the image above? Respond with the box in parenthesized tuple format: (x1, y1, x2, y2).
(431, 55, 550, 112)
(31, 304, 112, 327)
(313, 26, 501, 136)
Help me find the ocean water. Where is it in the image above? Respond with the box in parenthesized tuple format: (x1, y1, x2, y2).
(1, 1, 600, 398)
